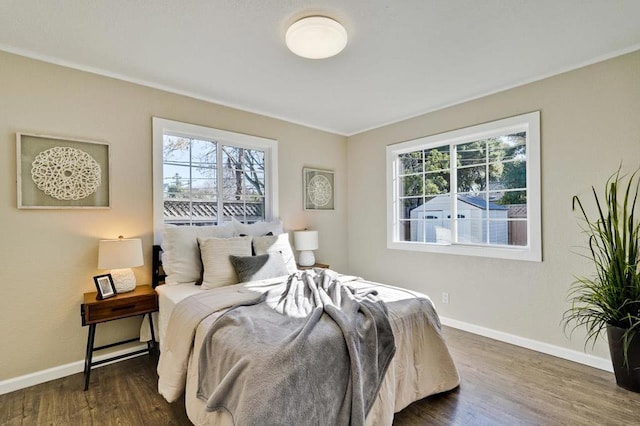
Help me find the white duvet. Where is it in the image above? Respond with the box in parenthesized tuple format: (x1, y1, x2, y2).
(156, 275, 459, 426)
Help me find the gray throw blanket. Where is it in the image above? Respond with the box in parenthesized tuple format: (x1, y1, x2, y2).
(197, 270, 396, 426)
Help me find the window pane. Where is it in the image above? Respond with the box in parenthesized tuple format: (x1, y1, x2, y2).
(504, 219, 528, 246)
(488, 132, 526, 161)
(190, 200, 218, 225)
(163, 136, 191, 200)
(222, 146, 242, 171)
(227, 198, 265, 222)
(222, 146, 266, 173)
(424, 171, 450, 195)
(243, 148, 265, 171)
(401, 175, 423, 197)
(252, 198, 266, 222)
(192, 180, 217, 200)
(191, 141, 216, 200)
(424, 146, 450, 171)
(242, 193, 262, 203)
(399, 151, 423, 174)
(163, 136, 191, 163)
(489, 159, 526, 191)
(223, 170, 244, 201)
(163, 167, 190, 199)
(164, 200, 190, 225)
(413, 195, 451, 243)
(191, 139, 216, 169)
(192, 187, 217, 201)
(190, 139, 216, 202)
(400, 197, 422, 220)
(456, 219, 488, 244)
(484, 219, 528, 246)
(244, 172, 265, 197)
(457, 165, 486, 192)
(398, 220, 421, 242)
(490, 190, 527, 208)
(241, 148, 267, 204)
(222, 201, 259, 223)
(457, 141, 486, 167)
(222, 201, 244, 222)
(219, 146, 267, 204)
(487, 220, 510, 245)
(162, 199, 219, 226)
(221, 147, 267, 205)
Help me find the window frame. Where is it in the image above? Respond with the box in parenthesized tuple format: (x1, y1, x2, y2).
(386, 111, 541, 262)
(152, 117, 278, 245)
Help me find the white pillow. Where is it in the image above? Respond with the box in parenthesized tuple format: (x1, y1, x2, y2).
(232, 217, 283, 236)
(162, 223, 235, 285)
(252, 233, 297, 274)
(199, 236, 252, 289)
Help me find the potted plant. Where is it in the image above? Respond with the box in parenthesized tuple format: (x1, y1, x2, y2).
(564, 168, 640, 392)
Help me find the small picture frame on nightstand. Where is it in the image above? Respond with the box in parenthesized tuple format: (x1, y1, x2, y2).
(93, 274, 116, 300)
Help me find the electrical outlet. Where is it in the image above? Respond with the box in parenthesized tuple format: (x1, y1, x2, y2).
(441, 292, 449, 304)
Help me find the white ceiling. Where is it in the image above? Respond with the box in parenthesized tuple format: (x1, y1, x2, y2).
(1, 1, 639, 136)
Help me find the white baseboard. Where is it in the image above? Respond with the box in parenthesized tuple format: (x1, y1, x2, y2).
(0, 343, 148, 396)
(440, 317, 613, 373)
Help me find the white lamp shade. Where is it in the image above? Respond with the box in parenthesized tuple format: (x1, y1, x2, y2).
(98, 238, 144, 269)
(286, 16, 348, 59)
(294, 231, 319, 251)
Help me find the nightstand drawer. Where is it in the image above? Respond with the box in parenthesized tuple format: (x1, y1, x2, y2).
(81, 285, 158, 326)
(84, 297, 157, 324)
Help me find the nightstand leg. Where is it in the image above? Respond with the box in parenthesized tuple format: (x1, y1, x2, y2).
(147, 312, 157, 354)
(84, 324, 96, 391)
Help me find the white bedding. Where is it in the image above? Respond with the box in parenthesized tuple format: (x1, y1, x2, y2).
(156, 275, 460, 426)
(157, 283, 204, 344)
(140, 283, 203, 344)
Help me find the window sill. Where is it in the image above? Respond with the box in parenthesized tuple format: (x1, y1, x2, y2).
(387, 240, 541, 262)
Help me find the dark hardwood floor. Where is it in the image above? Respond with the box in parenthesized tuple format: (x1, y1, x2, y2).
(1, 326, 639, 425)
(394, 327, 640, 425)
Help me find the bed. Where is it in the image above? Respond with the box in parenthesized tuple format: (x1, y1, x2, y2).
(151, 221, 459, 425)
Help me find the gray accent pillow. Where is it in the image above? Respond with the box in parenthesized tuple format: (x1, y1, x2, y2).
(229, 254, 289, 283)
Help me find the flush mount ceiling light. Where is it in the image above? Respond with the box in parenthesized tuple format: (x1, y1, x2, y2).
(286, 16, 348, 59)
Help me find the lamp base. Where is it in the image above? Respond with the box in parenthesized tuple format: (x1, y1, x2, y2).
(110, 268, 136, 293)
(298, 250, 316, 267)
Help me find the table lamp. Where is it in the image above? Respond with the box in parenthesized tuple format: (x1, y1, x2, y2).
(293, 230, 319, 267)
(98, 236, 143, 293)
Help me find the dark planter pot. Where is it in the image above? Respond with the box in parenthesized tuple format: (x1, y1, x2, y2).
(607, 324, 640, 392)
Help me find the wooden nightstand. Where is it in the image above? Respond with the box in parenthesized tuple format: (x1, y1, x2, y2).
(81, 284, 158, 390)
(297, 262, 330, 270)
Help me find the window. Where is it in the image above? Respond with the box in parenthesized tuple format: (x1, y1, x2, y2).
(153, 118, 278, 243)
(386, 111, 541, 261)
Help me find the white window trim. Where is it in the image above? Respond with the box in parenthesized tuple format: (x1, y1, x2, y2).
(386, 111, 541, 262)
(152, 117, 279, 245)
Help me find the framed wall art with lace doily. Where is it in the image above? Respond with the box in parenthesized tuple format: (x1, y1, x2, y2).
(17, 133, 110, 209)
(303, 167, 334, 211)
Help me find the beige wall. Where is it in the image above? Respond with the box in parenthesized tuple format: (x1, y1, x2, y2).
(347, 50, 640, 359)
(0, 51, 347, 380)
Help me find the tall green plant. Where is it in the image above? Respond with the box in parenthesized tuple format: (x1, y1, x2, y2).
(564, 168, 640, 360)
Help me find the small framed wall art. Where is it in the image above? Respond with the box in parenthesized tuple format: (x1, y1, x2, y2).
(17, 133, 110, 209)
(303, 167, 334, 210)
